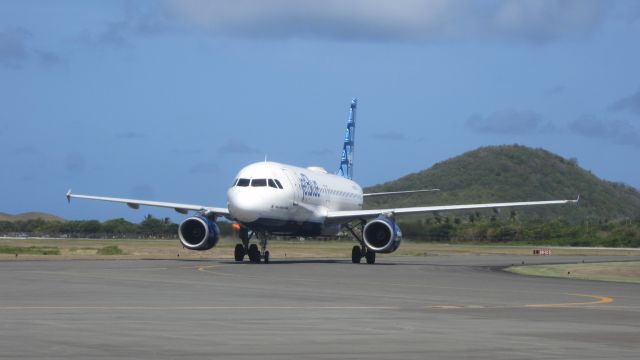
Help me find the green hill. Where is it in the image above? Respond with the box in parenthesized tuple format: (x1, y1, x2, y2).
(364, 145, 640, 222)
(0, 212, 66, 222)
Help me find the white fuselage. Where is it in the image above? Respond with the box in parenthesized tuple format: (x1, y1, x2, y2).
(227, 161, 362, 236)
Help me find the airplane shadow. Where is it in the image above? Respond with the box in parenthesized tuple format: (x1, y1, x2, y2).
(216, 259, 400, 266)
(172, 258, 437, 267)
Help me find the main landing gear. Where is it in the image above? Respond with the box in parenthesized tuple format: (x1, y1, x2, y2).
(344, 221, 376, 264)
(234, 227, 270, 264)
(351, 245, 376, 264)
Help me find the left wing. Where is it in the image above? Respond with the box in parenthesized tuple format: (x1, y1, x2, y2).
(326, 197, 579, 223)
(66, 190, 230, 218)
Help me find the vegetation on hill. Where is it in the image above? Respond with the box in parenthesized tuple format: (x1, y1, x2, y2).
(364, 145, 640, 223)
(396, 216, 639, 247)
(0, 212, 66, 222)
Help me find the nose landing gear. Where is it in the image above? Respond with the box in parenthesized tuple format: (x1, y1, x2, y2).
(234, 243, 246, 262)
(236, 227, 270, 264)
(248, 244, 260, 263)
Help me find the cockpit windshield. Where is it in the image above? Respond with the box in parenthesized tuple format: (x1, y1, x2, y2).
(235, 178, 284, 189)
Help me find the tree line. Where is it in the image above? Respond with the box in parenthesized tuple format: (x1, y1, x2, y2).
(0, 215, 233, 239)
(1, 214, 638, 247)
(398, 213, 640, 247)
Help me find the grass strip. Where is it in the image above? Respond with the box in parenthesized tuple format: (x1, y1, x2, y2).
(506, 261, 640, 283)
(0, 245, 60, 255)
(97, 245, 125, 255)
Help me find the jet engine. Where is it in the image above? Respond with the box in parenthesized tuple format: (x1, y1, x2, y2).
(363, 215, 402, 253)
(178, 215, 220, 251)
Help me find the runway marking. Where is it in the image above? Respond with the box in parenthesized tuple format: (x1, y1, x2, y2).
(191, 264, 548, 296)
(525, 293, 614, 308)
(0, 264, 619, 312)
(0, 305, 398, 311)
(194, 265, 617, 310)
(192, 264, 620, 307)
(0, 294, 616, 312)
(196, 265, 231, 275)
(91, 267, 171, 272)
(424, 293, 614, 310)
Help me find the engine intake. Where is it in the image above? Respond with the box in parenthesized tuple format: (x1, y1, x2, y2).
(363, 215, 402, 253)
(178, 215, 220, 251)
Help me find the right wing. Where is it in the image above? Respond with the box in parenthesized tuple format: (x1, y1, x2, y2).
(363, 189, 440, 197)
(66, 190, 230, 218)
(326, 197, 579, 223)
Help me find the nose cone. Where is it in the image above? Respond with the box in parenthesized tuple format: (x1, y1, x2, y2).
(227, 188, 261, 223)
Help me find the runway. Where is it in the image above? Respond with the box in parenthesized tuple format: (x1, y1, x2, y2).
(1, 255, 639, 359)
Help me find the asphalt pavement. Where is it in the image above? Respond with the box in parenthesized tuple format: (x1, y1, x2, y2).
(1, 255, 639, 359)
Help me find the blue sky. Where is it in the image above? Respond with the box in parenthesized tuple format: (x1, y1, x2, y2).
(1, 0, 639, 222)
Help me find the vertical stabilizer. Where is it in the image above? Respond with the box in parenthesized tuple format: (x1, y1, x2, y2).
(337, 98, 357, 179)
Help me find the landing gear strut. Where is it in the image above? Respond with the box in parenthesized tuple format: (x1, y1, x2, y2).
(236, 227, 270, 264)
(257, 231, 270, 264)
(345, 221, 376, 264)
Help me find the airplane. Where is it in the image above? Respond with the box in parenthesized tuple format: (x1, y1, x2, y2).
(67, 98, 578, 264)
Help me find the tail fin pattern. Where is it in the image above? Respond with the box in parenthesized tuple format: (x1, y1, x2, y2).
(337, 98, 357, 179)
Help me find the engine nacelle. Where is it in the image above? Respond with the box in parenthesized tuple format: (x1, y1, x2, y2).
(178, 215, 220, 251)
(363, 215, 402, 253)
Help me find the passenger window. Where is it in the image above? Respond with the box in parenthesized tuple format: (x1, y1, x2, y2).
(237, 178, 250, 187)
(268, 179, 278, 188)
(251, 179, 267, 187)
(274, 179, 284, 189)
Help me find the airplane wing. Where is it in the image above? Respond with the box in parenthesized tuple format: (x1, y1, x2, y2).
(326, 197, 579, 223)
(363, 189, 440, 197)
(66, 190, 230, 218)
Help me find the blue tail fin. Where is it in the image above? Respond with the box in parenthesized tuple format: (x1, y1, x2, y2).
(337, 98, 357, 179)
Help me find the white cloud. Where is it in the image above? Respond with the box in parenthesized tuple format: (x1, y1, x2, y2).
(0, 28, 32, 68)
(163, 0, 606, 43)
(570, 116, 640, 148)
(217, 140, 260, 154)
(609, 88, 640, 115)
(466, 110, 553, 134)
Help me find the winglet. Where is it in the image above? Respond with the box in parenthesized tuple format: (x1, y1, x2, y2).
(575, 194, 580, 204)
(66, 189, 72, 204)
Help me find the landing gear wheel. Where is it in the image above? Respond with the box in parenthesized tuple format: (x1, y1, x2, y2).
(234, 244, 245, 262)
(264, 250, 270, 264)
(351, 246, 361, 264)
(248, 244, 260, 263)
(365, 250, 376, 264)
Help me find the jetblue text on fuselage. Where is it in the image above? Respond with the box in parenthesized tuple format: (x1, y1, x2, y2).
(299, 173, 320, 199)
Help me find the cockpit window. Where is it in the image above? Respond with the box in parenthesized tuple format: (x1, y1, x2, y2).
(274, 179, 284, 189)
(236, 178, 250, 187)
(232, 178, 238, 187)
(251, 178, 267, 187)
(268, 179, 278, 188)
